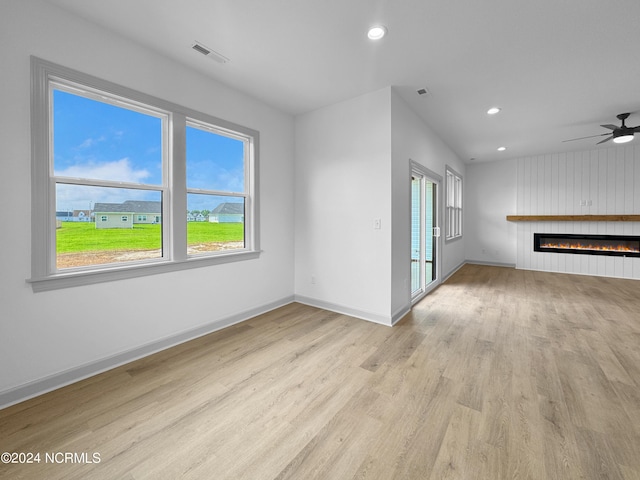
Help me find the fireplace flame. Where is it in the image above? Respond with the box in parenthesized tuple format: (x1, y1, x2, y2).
(540, 242, 640, 253)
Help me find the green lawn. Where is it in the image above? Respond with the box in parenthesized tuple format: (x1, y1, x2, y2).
(56, 222, 244, 253)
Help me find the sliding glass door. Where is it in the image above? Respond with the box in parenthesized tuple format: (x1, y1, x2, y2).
(411, 164, 440, 301)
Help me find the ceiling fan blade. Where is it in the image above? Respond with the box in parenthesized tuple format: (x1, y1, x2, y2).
(562, 133, 610, 143)
(632, 126, 640, 132)
(600, 124, 619, 130)
(596, 135, 613, 145)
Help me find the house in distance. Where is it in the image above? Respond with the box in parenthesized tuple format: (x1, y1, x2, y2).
(94, 200, 161, 229)
(208, 202, 244, 223)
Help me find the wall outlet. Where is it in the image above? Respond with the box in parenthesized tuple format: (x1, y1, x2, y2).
(373, 218, 381, 230)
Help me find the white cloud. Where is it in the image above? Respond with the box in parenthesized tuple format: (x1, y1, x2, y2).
(55, 157, 150, 183)
(55, 158, 156, 211)
(77, 135, 106, 149)
(56, 183, 159, 212)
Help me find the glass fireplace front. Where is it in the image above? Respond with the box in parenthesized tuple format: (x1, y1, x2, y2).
(533, 233, 640, 257)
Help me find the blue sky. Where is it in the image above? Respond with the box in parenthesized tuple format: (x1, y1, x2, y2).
(53, 89, 245, 212)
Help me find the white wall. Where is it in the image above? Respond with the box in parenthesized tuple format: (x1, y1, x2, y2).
(0, 0, 295, 406)
(294, 88, 393, 324)
(465, 159, 517, 266)
(390, 90, 467, 316)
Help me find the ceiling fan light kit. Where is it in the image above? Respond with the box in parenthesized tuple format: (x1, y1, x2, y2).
(564, 112, 640, 145)
(612, 132, 634, 144)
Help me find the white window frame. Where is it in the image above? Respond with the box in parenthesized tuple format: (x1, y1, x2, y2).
(29, 57, 260, 292)
(445, 166, 463, 241)
(185, 119, 253, 254)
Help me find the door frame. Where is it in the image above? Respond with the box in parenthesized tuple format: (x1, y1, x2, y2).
(410, 160, 443, 304)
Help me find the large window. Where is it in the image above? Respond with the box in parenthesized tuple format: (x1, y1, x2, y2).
(445, 166, 463, 240)
(30, 57, 259, 291)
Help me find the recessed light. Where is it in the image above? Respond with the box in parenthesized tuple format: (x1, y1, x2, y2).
(367, 25, 387, 40)
(497, 146, 507, 151)
(487, 107, 501, 115)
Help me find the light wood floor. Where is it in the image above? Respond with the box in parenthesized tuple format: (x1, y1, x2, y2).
(1, 264, 639, 479)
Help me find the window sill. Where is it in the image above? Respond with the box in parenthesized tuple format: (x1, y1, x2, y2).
(28, 250, 261, 292)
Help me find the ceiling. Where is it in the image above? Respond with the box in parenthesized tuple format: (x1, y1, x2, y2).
(46, 0, 640, 163)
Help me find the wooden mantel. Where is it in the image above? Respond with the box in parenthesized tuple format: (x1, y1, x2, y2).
(506, 214, 640, 222)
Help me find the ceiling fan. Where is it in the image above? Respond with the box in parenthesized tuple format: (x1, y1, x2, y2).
(563, 113, 640, 145)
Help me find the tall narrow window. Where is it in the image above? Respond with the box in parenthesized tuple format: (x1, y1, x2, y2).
(445, 166, 463, 240)
(186, 122, 249, 256)
(30, 57, 259, 291)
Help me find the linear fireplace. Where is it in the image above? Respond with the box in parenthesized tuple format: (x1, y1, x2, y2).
(534, 233, 640, 257)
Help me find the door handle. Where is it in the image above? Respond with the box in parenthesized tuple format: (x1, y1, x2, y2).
(433, 226, 440, 238)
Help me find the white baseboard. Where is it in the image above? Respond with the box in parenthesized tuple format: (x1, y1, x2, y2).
(0, 295, 295, 410)
(294, 295, 393, 327)
(442, 261, 467, 282)
(464, 260, 517, 269)
(391, 304, 412, 325)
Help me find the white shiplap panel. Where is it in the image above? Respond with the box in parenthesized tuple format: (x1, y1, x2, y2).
(580, 151, 590, 215)
(531, 156, 539, 215)
(632, 255, 640, 280)
(589, 150, 599, 215)
(606, 148, 617, 214)
(516, 158, 524, 215)
(576, 151, 585, 215)
(552, 154, 559, 214)
(635, 145, 640, 212)
(566, 151, 575, 215)
(543, 154, 552, 215)
(538, 155, 551, 215)
(596, 252, 606, 277)
(614, 148, 625, 213)
(623, 250, 633, 279)
(597, 149, 608, 215)
(521, 157, 531, 215)
(558, 153, 566, 215)
(614, 255, 624, 279)
(624, 147, 634, 214)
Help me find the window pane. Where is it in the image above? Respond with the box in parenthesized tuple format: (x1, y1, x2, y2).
(186, 124, 245, 192)
(52, 88, 163, 185)
(187, 193, 245, 255)
(56, 184, 162, 269)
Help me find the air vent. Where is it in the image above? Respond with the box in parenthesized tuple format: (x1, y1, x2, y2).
(192, 42, 230, 64)
(417, 88, 431, 96)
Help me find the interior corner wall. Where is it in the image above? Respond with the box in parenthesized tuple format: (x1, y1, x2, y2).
(465, 159, 517, 266)
(0, 0, 295, 406)
(390, 89, 466, 316)
(294, 88, 393, 324)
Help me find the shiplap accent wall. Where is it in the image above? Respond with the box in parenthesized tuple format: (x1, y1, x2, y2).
(515, 144, 640, 279)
